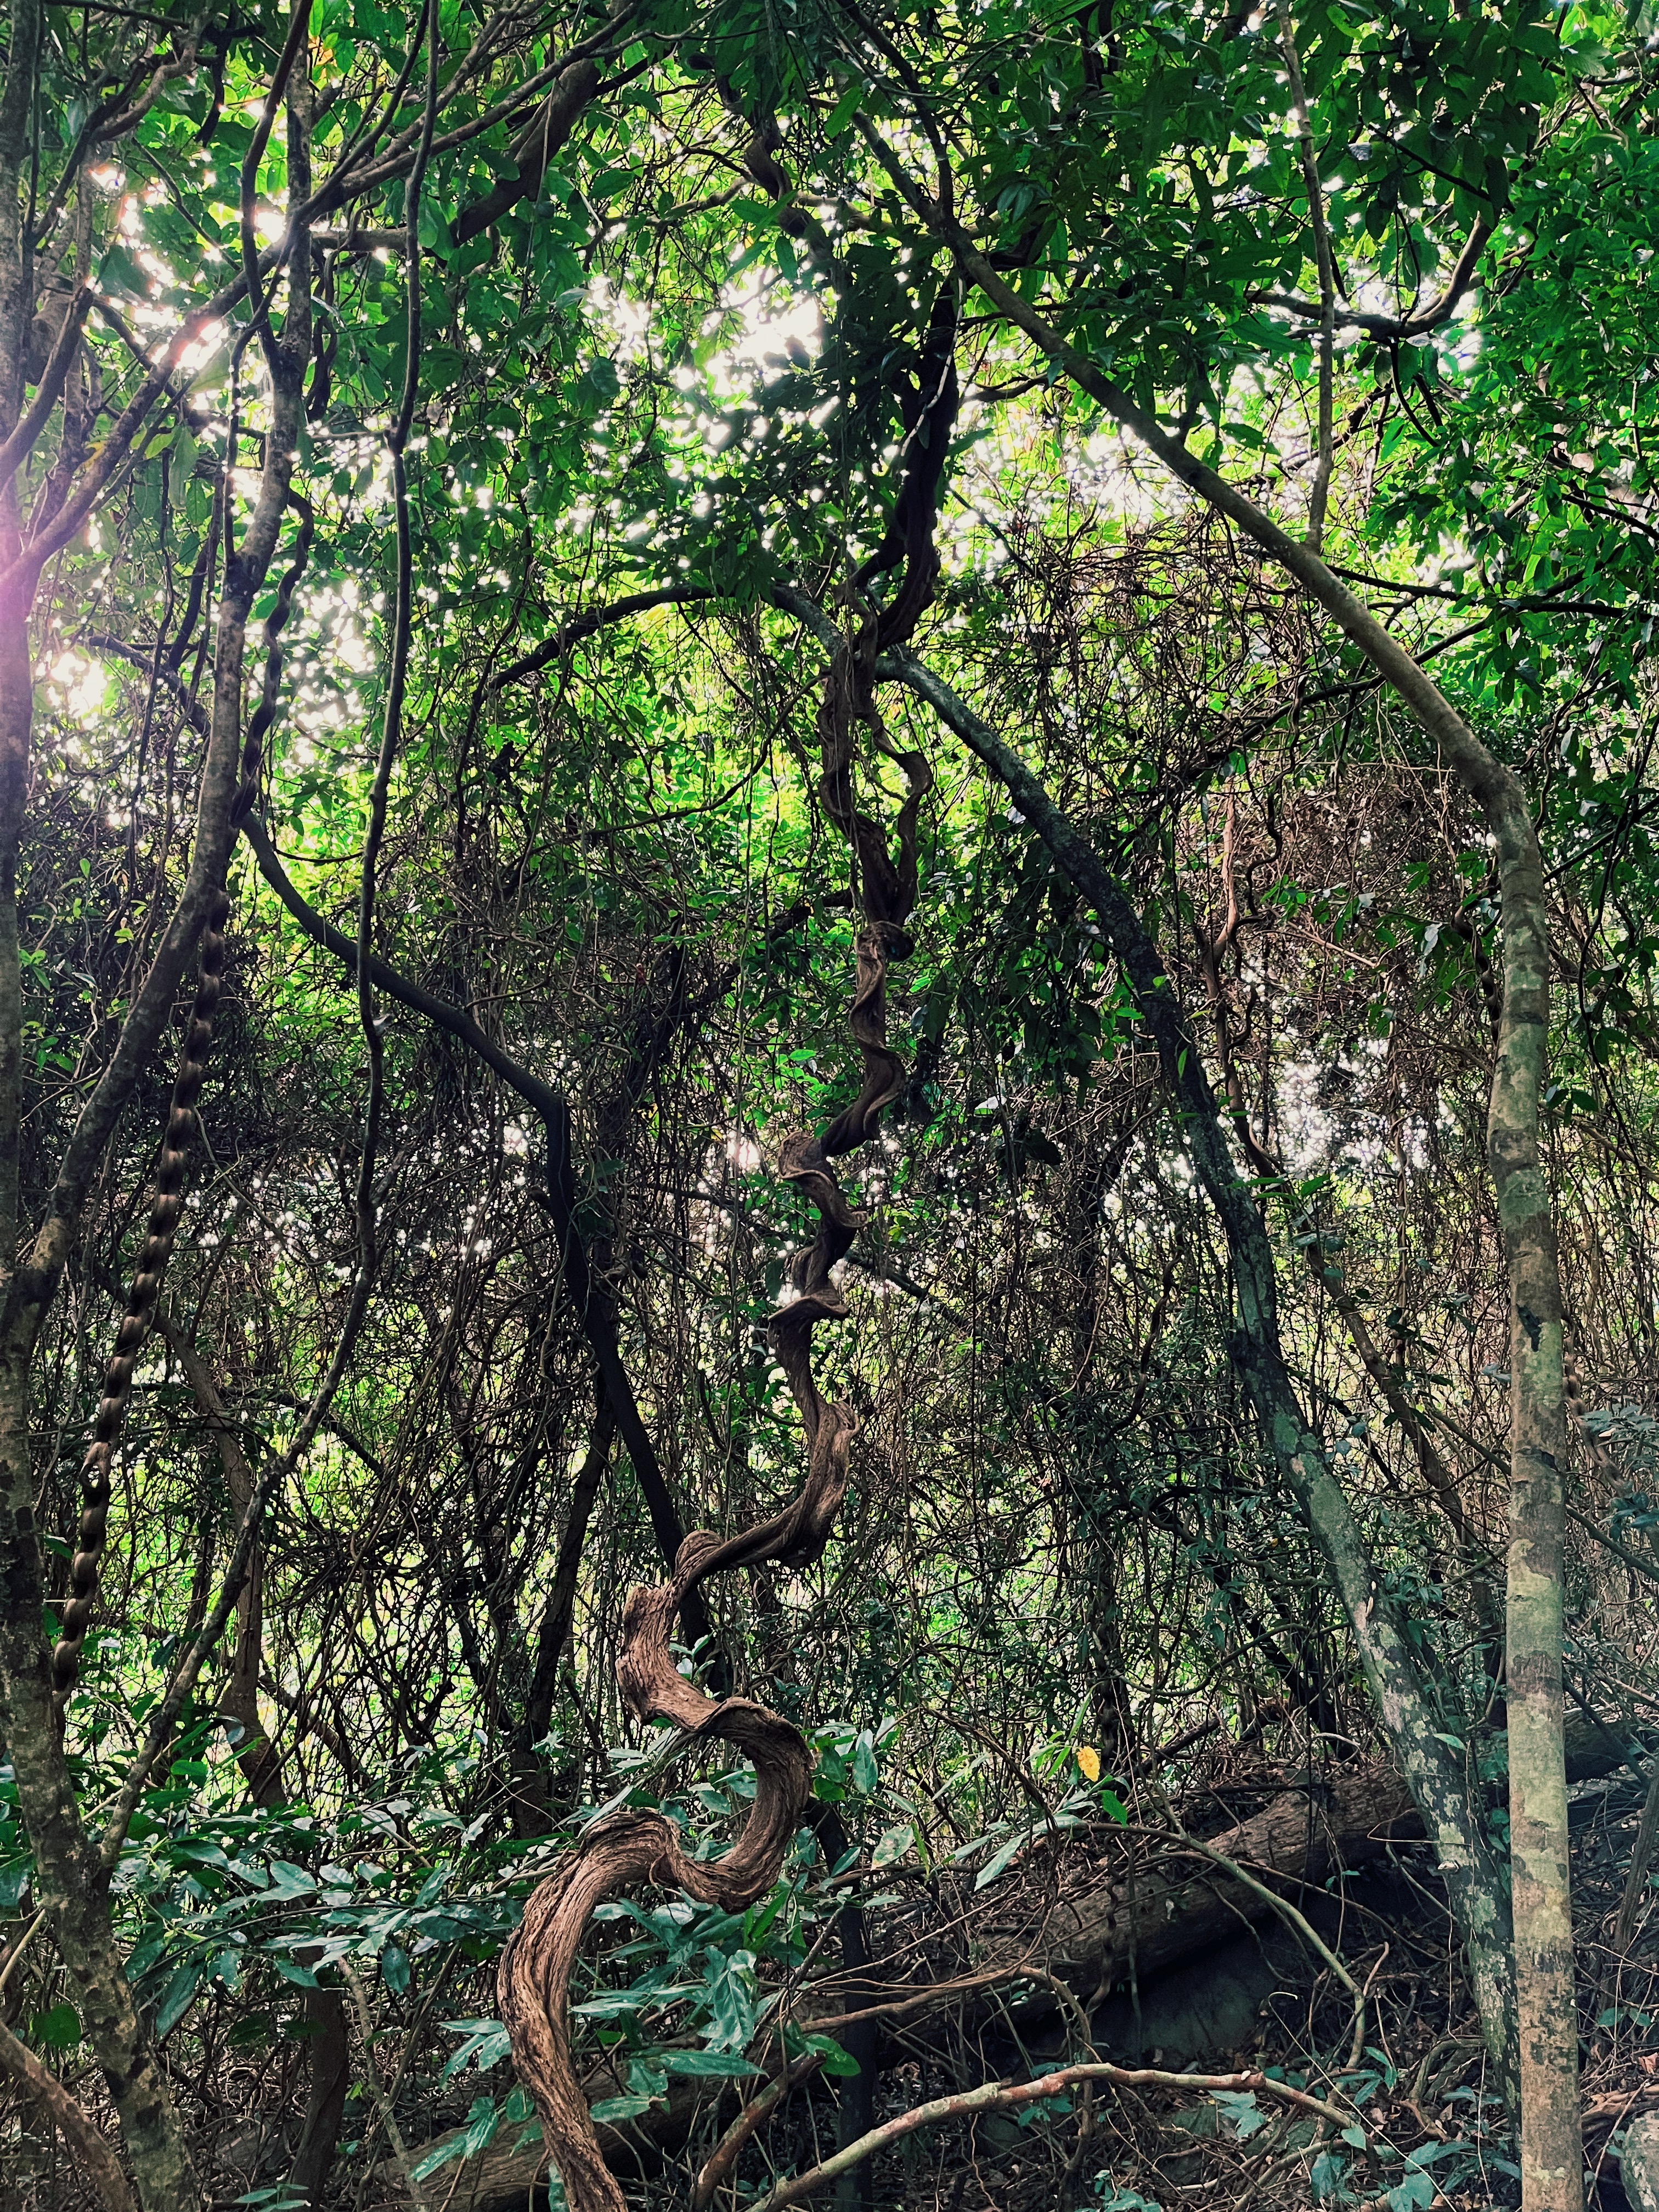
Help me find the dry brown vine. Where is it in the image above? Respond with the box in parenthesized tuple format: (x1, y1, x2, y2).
(496, 729, 927, 2212)
(499, 297, 957, 2212)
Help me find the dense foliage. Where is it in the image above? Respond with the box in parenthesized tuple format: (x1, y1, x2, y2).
(2, 0, 1659, 2208)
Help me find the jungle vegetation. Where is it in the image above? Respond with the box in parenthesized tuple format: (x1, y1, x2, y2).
(2, 0, 1659, 2208)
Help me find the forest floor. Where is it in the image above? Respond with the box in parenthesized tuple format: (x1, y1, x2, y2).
(6, 1759, 1658, 2211)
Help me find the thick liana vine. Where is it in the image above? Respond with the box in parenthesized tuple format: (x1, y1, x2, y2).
(50, 493, 314, 1702)
(499, 287, 958, 2212)
(50, 889, 233, 1696)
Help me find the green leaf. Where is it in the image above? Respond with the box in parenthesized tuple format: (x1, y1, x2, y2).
(974, 1830, 1028, 1890)
(659, 2049, 761, 2077)
(823, 82, 865, 137)
(154, 1962, 204, 2039)
(588, 2092, 657, 2121)
(576, 359, 620, 410)
(31, 2002, 83, 2050)
(1387, 2179, 1436, 2211)
(1212, 2089, 1267, 2140)
(97, 240, 149, 299)
(263, 1859, 318, 1900)
(463, 2095, 500, 2155)
(872, 1822, 914, 1865)
(1311, 2150, 1348, 2201)
(443, 2018, 514, 2076)
(798, 2032, 862, 2078)
(409, 2135, 469, 2182)
(851, 1733, 879, 1792)
(167, 426, 199, 507)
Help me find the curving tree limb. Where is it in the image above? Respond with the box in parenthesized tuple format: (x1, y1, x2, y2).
(238, 813, 712, 1643)
(0, 2012, 134, 2212)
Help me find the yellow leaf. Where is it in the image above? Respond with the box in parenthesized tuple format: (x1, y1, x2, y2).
(1076, 1745, 1101, 1784)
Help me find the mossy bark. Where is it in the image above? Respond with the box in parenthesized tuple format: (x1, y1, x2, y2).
(938, 239, 1583, 2211)
(873, 631, 1521, 2090)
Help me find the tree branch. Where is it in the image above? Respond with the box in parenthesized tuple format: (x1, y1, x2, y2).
(0, 2015, 134, 2212)
(753, 2059, 1366, 2210)
(1251, 212, 1493, 342)
(238, 814, 706, 1626)
(0, 284, 90, 492)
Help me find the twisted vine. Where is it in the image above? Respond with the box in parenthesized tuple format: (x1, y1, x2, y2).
(51, 890, 233, 1696)
(51, 500, 313, 1700)
(500, 292, 957, 2212)
(498, 767, 925, 2212)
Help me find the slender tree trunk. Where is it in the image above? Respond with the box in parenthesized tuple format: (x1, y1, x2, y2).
(0, 14, 317, 2201)
(0, 4, 206, 2200)
(1492, 866, 1578, 2211)
(881, 219, 1580, 2199)
(513, 1393, 617, 1833)
(868, 629, 1522, 2086)
(153, 1300, 353, 2203)
(811, 1807, 876, 2212)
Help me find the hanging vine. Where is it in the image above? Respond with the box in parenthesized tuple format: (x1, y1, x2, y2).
(49, 500, 314, 1702)
(499, 286, 959, 2212)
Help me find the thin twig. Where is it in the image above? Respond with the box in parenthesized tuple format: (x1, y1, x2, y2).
(344, 1963, 428, 2211)
(1615, 1757, 1659, 1950)
(1127, 1816, 1368, 2089)
(0, 1907, 45, 2005)
(692, 2053, 825, 2209)
(751, 2060, 1370, 2210)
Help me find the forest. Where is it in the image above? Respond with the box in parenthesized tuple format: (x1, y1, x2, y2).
(2, 0, 1658, 2208)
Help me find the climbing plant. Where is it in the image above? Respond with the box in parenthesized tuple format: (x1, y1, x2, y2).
(1, 3, 1657, 2210)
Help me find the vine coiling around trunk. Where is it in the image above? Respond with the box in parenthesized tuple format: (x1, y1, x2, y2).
(498, 673, 931, 2212)
(49, 496, 311, 1703)
(51, 888, 234, 1697)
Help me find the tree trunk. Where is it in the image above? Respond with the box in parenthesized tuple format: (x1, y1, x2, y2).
(512, 1393, 617, 1835)
(153, 1300, 351, 2205)
(823, 619, 1521, 2084)
(945, 239, 1583, 2204)
(0, 21, 313, 2198)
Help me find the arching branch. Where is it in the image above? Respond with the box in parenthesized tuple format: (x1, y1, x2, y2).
(239, 814, 709, 1635)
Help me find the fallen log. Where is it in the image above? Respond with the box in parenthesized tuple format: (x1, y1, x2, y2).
(1030, 1757, 1419, 1996)
(371, 2055, 703, 2211)
(383, 1714, 1644, 2209)
(819, 1712, 1640, 2039)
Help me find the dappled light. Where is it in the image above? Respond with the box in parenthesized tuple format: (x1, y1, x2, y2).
(1, 5, 1658, 2212)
